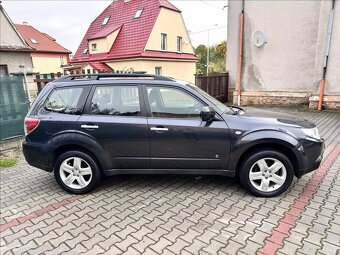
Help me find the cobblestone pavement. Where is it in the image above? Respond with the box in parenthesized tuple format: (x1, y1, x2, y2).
(0, 107, 339, 255)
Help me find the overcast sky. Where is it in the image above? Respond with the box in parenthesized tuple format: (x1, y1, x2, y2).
(2, 0, 228, 54)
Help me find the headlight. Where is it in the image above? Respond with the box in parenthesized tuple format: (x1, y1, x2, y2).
(302, 127, 321, 140)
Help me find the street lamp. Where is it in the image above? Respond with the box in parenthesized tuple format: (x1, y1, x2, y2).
(206, 24, 218, 76)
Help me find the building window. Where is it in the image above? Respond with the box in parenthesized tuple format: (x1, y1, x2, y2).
(161, 33, 167, 51)
(155, 67, 162, 75)
(177, 36, 182, 52)
(83, 48, 88, 54)
(91, 43, 97, 51)
(30, 38, 38, 44)
(0, 65, 9, 76)
(134, 9, 143, 19)
(102, 16, 110, 25)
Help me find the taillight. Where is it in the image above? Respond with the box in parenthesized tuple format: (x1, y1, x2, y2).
(24, 117, 40, 135)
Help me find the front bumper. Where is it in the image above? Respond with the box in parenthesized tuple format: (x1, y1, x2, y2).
(23, 140, 55, 172)
(296, 138, 325, 178)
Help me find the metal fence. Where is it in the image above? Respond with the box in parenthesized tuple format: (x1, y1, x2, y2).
(0, 76, 29, 141)
(195, 73, 229, 102)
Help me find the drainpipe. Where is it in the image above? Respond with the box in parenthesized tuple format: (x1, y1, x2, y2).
(236, 0, 245, 106)
(318, 0, 335, 111)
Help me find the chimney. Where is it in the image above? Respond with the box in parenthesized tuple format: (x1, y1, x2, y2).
(23, 21, 28, 25)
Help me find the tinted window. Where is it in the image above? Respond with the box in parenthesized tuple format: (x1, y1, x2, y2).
(45, 87, 83, 114)
(91, 86, 140, 116)
(147, 86, 204, 118)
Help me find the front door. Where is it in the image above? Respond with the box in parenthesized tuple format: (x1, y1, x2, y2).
(144, 85, 230, 169)
(77, 84, 149, 169)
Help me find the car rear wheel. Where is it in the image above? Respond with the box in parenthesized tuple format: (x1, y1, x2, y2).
(239, 150, 294, 197)
(54, 151, 101, 194)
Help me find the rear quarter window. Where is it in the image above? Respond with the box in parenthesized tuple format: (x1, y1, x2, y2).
(45, 87, 84, 114)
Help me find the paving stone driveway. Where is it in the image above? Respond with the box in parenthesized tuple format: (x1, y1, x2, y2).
(0, 107, 339, 255)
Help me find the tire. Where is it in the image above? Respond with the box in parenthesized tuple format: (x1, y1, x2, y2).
(54, 150, 101, 194)
(239, 150, 294, 197)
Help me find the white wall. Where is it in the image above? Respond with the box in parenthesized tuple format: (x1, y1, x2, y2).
(227, 0, 340, 95)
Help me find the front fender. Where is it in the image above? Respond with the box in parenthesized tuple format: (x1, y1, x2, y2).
(228, 129, 303, 171)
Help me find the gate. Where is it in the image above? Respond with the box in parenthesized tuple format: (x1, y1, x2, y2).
(195, 73, 229, 102)
(0, 76, 29, 141)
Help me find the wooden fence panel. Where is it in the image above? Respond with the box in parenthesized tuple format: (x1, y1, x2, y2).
(195, 73, 229, 102)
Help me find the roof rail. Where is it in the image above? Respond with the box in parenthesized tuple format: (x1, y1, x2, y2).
(53, 73, 174, 82)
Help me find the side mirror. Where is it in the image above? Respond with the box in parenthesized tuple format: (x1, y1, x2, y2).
(201, 106, 216, 122)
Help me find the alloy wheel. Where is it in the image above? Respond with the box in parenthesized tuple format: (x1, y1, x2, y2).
(249, 158, 287, 192)
(59, 157, 93, 190)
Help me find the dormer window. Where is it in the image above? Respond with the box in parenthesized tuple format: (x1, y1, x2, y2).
(83, 48, 88, 54)
(102, 16, 110, 25)
(134, 9, 143, 19)
(30, 38, 38, 44)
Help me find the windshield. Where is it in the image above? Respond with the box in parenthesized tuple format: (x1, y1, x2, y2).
(186, 83, 232, 114)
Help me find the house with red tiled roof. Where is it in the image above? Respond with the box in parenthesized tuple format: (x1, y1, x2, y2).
(15, 23, 71, 74)
(0, 4, 38, 96)
(70, 0, 197, 82)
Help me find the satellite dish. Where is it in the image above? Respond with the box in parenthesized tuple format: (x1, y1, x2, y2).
(183, 36, 190, 45)
(252, 31, 266, 48)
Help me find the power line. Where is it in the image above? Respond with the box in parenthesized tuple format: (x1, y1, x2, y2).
(189, 25, 227, 35)
(198, 0, 227, 10)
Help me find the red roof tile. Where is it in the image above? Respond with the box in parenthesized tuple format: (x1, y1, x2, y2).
(15, 24, 71, 54)
(159, 0, 181, 12)
(72, 0, 195, 63)
(88, 61, 112, 71)
(89, 24, 122, 40)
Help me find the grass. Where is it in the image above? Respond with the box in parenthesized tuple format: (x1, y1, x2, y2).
(0, 158, 18, 167)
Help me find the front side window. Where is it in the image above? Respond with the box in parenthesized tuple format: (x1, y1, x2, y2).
(147, 86, 204, 118)
(161, 33, 167, 50)
(91, 86, 140, 116)
(45, 87, 84, 114)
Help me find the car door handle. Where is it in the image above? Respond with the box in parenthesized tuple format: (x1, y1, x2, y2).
(81, 125, 99, 129)
(150, 127, 169, 132)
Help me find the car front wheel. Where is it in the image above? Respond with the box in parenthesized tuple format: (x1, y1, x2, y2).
(239, 150, 294, 197)
(54, 151, 101, 194)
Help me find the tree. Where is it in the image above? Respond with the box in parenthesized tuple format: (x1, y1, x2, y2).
(195, 44, 207, 75)
(194, 41, 227, 75)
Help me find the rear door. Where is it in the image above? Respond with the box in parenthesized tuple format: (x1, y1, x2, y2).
(30, 86, 89, 144)
(144, 85, 230, 170)
(77, 84, 149, 170)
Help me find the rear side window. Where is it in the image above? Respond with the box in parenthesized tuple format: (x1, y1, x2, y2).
(45, 87, 83, 114)
(91, 86, 140, 116)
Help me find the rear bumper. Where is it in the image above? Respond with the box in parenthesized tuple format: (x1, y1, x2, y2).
(23, 140, 55, 172)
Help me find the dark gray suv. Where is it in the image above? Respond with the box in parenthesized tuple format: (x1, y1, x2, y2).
(23, 74, 324, 197)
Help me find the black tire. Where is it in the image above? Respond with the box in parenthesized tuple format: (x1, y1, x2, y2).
(54, 150, 101, 194)
(239, 150, 294, 197)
